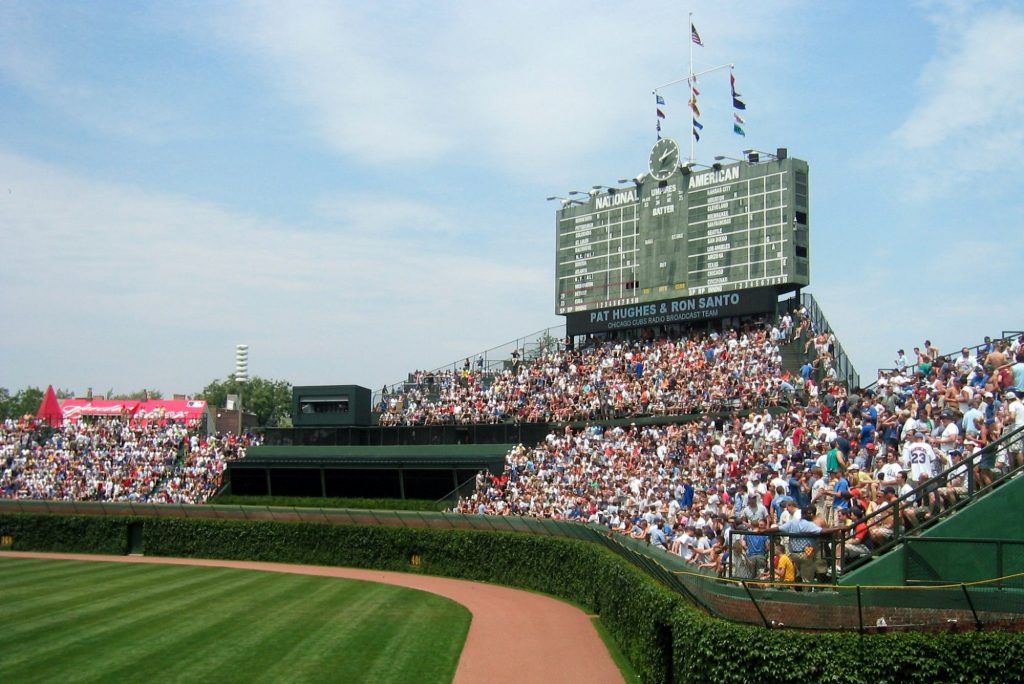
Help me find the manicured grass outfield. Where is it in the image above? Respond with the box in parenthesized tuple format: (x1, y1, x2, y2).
(0, 557, 470, 684)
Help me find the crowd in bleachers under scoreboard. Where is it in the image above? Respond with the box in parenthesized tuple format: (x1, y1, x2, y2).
(378, 322, 804, 426)
(452, 323, 1024, 578)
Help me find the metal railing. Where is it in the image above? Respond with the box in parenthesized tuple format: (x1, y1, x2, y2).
(799, 292, 860, 388)
(372, 325, 566, 406)
(830, 422, 1024, 574)
(867, 331, 1021, 391)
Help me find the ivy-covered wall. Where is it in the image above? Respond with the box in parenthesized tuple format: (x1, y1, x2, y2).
(2, 513, 1022, 684)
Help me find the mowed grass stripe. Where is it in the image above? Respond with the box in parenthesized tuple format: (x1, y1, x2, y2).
(0, 558, 470, 684)
(109, 573, 376, 683)
(1, 565, 272, 679)
(208, 577, 395, 684)
(1, 561, 189, 620)
(1, 562, 250, 650)
(358, 593, 470, 684)
(98, 572, 342, 683)
(0, 557, 147, 597)
(243, 580, 468, 684)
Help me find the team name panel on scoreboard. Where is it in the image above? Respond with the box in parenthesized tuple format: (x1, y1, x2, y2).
(555, 157, 809, 316)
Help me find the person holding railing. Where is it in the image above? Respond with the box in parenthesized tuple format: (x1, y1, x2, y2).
(901, 430, 945, 526)
(867, 486, 899, 546)
(834, 507, 871, 571)
(1006, 391, 1024, 469)
(771, 500, 824, 584)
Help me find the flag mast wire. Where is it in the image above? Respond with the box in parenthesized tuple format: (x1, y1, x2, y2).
(651, 63, 732, 163)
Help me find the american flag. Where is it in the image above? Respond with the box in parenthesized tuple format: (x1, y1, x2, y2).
(691, 22, 704, 47)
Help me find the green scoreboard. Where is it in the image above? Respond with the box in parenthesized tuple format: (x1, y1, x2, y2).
(555, 142, 809, 335)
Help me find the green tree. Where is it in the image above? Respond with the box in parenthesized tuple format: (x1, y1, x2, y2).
(198, 376, 292, 427)
(0, 386, 45, 421)
(103, 389, 164, 401)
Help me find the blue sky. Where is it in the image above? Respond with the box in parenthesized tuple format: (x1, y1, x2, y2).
(1, 1, 1022, 397)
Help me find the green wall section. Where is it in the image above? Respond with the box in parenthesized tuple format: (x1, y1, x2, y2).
(842, 475, 1024, 586)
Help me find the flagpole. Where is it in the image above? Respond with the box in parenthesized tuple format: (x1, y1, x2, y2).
(689, 12, 694, 163)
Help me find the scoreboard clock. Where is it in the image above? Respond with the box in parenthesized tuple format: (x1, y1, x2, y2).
(648, 138, 681, 181)
(554, 149, 809, 334)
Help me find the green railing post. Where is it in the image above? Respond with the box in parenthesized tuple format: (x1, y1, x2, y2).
(961, 584, 982, 630)
(741, 581, 771, 628)
(856, 585, 864, 634)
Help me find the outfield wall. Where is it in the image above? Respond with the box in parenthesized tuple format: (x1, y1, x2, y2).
(3, 512, 1024, 684)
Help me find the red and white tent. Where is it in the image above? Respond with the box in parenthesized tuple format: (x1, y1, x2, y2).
(35, 385, 64, 427)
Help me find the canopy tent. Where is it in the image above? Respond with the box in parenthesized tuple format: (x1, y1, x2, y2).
(35, 385, 64, 427)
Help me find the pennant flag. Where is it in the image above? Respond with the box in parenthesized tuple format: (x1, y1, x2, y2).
(656, 120, 662, 132)
(691, 86, 700, 97)
(734, 123, 746, 136)
(692, 117, 703, 130)
(733, 97, 746, 110)
(693, 127, 701, 142)
(656, 108, 666, 119)
(691, 22, 704, 47)
(656, 94, 665, 105)
(730, 72, 741, 97)
(689, 98, 700, 117)
(734, 113, 745, 124)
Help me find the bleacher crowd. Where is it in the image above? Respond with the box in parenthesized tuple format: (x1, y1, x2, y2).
(2, 306, 1022, 583)
(452, 323, 1024, 579)
(0, 417, 260, 504)
(379, 323, 796, 426)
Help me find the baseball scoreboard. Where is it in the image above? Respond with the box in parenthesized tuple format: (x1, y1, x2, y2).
(555, 141, 809, 335)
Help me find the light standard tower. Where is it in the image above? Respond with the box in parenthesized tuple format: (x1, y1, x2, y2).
(235, 344, 248, 435)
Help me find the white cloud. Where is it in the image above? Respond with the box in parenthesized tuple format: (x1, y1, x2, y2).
(0, 151, 553, 394)
(884, 7, 1024, 198)
(894, 10, 1024, 149)
(0, 4, 196, 145)
(313, 194, 463, 238)
(205, 1, 789, 182)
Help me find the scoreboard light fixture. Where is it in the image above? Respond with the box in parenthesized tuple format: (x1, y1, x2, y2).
(714, 155, 747, 164)
(546, 195, 584, 207)
(742, 148, 782, 163)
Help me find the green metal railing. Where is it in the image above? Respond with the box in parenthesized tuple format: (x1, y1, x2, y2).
(832, 422, 1024, 574)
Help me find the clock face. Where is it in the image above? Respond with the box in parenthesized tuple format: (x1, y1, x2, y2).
(648, 138, 680, 181)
